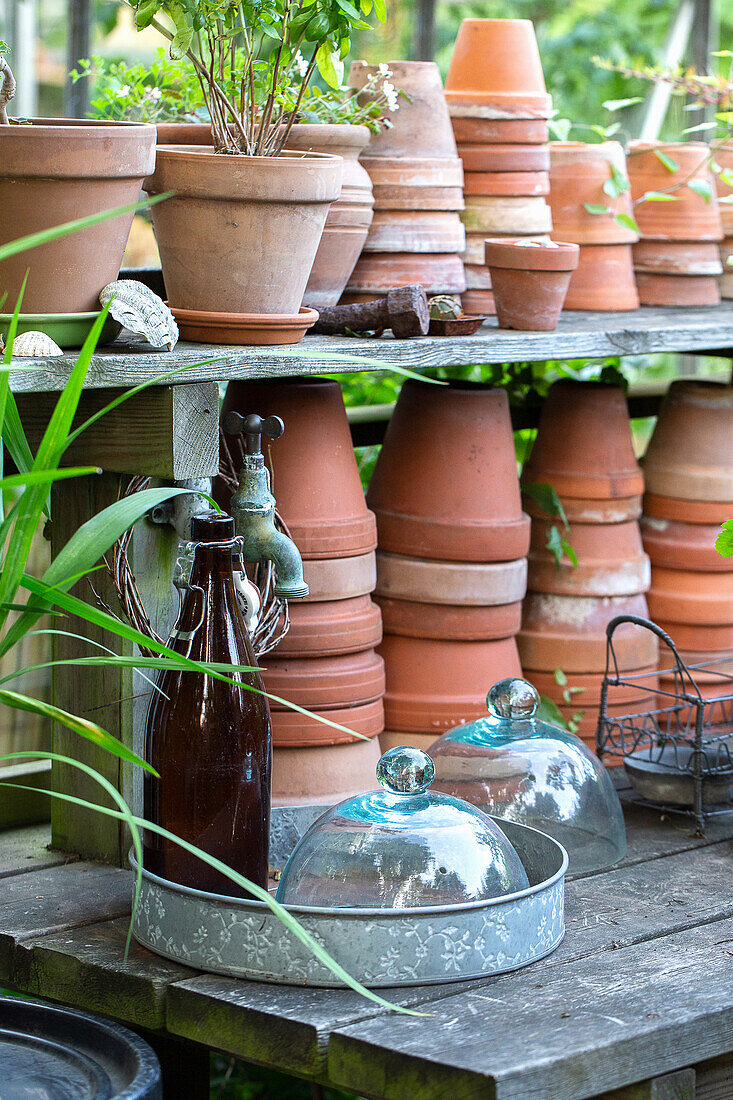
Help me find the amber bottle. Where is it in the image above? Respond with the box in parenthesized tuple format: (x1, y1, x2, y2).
(143, 511, 271, 895)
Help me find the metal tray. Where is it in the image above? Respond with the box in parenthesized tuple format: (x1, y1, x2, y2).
(131, 819, 567, 988)
(625, 744, 733, 808)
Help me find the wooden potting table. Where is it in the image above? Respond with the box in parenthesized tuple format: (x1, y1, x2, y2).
(2, 304, 733, 1098)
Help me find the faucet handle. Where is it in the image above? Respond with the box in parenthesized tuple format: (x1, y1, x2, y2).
(224, 411, 285, 455)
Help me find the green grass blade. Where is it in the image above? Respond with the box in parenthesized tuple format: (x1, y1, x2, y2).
(0, 466, 100, 490)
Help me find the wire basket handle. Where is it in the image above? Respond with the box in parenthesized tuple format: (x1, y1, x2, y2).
(603, 614, 702, 699)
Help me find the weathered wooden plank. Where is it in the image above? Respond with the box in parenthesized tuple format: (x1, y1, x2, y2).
(695, 1051, 733, 1100)
(600, 1068, 696, 1099)
(0, 823, 74, 879)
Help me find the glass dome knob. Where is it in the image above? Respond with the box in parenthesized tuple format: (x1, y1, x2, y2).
(376, 747, 435, 794)
(487, 678, 539, 720)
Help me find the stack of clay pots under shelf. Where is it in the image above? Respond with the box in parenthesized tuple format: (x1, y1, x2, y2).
(641, 380, 733, 704)
(444, 19, 554, 315)
(366, 380, 528, 752)
(715, 146, 733, 300)
(548, 142, 640, 311)
(343, 61, 466, 303)
(627, 142, 723, 306)
(220, 378, 385, 808)
(519, 380, 659, 752)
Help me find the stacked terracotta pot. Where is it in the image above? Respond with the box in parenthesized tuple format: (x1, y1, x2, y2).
(627, 141, 723, 306)
(366, 380, 528, 752)
(444, 19, 554, 315)
(519, 380, 659, 750)
(641, 381, 733, 702)
(220, 378, 385, 808)
(714, 146, 733, 300)
(343, 61, 466, 303)
(548, 142, 640, 311)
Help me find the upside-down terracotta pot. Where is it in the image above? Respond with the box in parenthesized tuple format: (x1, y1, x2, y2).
(376, 597, 523, 641)
(461, 195, 553, 234)
(363, 211, 465, 253)
(557, 698, 652, 739)
(271, 699, 385, 748)
(643, 492, 731, 526)
(367, 380, 530, 561)
(360, 156, 464, 210)
(716, 146, 733, 229)
(632, 239, 723, 275)
(523, 491, 642, 524)
(274, 595, 383, 657)
(263, 648, 385, 709)
(562, 244, 640, 311)
(346, 252, 466, 294)
(527, 519, 650, 596)
(529, 666, 659, 707)
(720, 237, 733, 298)
(221, 378, 376, 558)
(548, 142, 637, 245)
(627, 141, 723, 242)
(445, 20, 553, 118)
(379, 730, 438, 753)
(461, 289, 496, 314)
(457, 144, 550, 173)
(642, 381, 733, 502)
(348, 60, 458, 159)
(464, 263, 493, 289)
(647, 567, 733, 625)
(463, 171, 549, 197)
(522, 379, 644, 500)
(484, 238, 579, 331)
(653, 620, 733, 653)
(272, 737, 381, 805)
(452, 117, 549, 144)
(375, 550, 527, 605)
(641, 516, 733, 573)
(0, 119, 156, 314)
(379, 633, 522, 732)
(301, 552, 377, 601)
(635, 272, 721, 307)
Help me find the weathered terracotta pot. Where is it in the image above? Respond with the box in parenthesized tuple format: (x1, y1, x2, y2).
(548, 142, 637, 245)
(557, 699, 650, 739)
(363, 211, 465, 253)
(562, 244, 639, 310)
(348, 61, 457, 159)
(346, 252, 466, 294)
(635, 272, 721, 307)
(522, 379, 644, 500)
(641, 516, 732, 572)
(360, 156, 464, 210)
(642, 381, 733, 502)
(633, 239, 723, 275)
(527, 519, 650, 596)
(716, 146, 733, 230)
(263, 648, 385, 709)
(144, 147, 342, 316)
(367, 380, 530, 561)
(720, 236, 733, 298)
(484, 238, 579, 331)
(647, 567, 733, 625)
(445, 20, 553, 118)
(653, 620, 733, 653)
(376, 596, 522, 641)
(271, 699, 385, 748)
(221, 378, 376, 558)
(529, 666, 659, 708)
(643, 492, 731, 526)
(170, 305, 317, 345)
(457, 144, 550, 173)
(463, 171, 549, 197)
(375, 550, 528, 604)
(523, 491, 642, 524)
(272, 737, 381, 805)
(155, 122, 213, 144)
(461, 195, 553, 234)
(0, 119, 156, 313)
(657, 673, 733, 723)
(464, 263, 493, 289)
(461, 289, 496, 314)
(452, 117, 549, 144)
(274, 595, 383, 657)
(627, 142, 723, 242)
(518, 592, 659, 673)
(463, 231, 551, 264)
(379, 730, 438, 753)
(379, 633, 522, 732)
(302, 552, 377, 601)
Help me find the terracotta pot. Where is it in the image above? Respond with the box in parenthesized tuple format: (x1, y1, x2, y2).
(445, 20, 552, 118)
(720, 237, 733, 298)
(642, 381, 733, 502)
(562, 244, 639, 311)
(548, 142, 637, 245)
(633, 239, 723, 275)
(348, 61, 457, 159)
(461, 196, 553, 234)
(221, 378, 376, 558)
(643, 492, 731, 526)
(263, 648, 385, 709)
(360, 156, 464, 188)
(627, 142, 723, 242)
(376, 596, 522, 640)
(528, 519, 650, 596)
(367, 380, 530, 561)
(285, 124, 374, 310)
(346, 252, 466, 294)
(144, 147, 342, 316)
(461, 289, 496, 314)
(635, 272, 721, 307)
(274, 595, 383, 657)
(156, 122, 213, 144)
(522, 379, 644, 499)
(371, 184, 466, 212)
(363, 211, 465, 253)
(529, 666, 659, 708)
(379, 730, 438, 753)
(379, 633, 522, 732)
(484, 238, 579, 331)
(271, 737, 381, 805)
(302, 552, 376, 601)
(716, 146, 733, 215)
(518, 592, 659, 673)
(452, 117, 549, 144)
(170, 304, 317, 345)
(659, 649, 733, 683)
(463, 171, 549, 197)
(557, 699, 651, 738)
(462, 231, 551, 264)
(271, 698, 384, 748)
(523, 491, 642, 524)
(657, 674, 733, 724)
(457, 144, 550, 173)
(641, 516, 733, 572)
(464, 263, 493, 289)
(647, 567, 733, 625)
(0, 119, 156, 314)
(375, 550, 527, 604)
(653, 620, 733, 653)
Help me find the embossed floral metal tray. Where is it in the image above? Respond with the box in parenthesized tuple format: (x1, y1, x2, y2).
(131, 819, 567, 988)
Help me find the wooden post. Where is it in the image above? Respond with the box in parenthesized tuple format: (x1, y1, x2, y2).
(65, 0, 90, 118)
(413, 0, 435, 61)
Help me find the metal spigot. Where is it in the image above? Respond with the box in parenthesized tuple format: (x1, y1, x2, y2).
(224, 411, 309, 600)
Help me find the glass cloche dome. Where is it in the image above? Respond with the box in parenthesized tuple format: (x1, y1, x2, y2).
(429, 678, 626, 874)
(276, 746, 530, 908)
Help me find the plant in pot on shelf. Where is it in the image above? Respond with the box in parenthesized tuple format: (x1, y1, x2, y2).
(131, 0, 385, 344)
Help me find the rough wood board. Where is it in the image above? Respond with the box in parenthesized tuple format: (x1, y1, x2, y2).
(599, 1068, 696, 1099)
(695, 1051, 733, 1100)
(0, 824, 74, 879)
(6, 306, 733, 392)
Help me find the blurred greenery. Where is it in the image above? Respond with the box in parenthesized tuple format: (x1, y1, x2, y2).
(210, 1056, 362, 1099)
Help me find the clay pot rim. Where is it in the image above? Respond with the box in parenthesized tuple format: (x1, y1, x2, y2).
(285, 122, 372, 151)
(445, 91, 553, 110)
(169, 304, 318, 328)
(1, 118, 156, 177)
(360, 155, 464, 169)
(170, 304, 317, 344)
(155, 145, 341, 166)
(485, 238, 579, 271)
(6, 117, 155, 132)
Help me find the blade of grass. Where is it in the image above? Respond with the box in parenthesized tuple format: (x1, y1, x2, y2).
(0, 466, 100, 490)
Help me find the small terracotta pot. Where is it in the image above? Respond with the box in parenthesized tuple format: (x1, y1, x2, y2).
(642, 381, 733, 502)
(461, 289, 496, 314)
(522, 379, 644, 500)
(462, 231, 551, 264)
(461, 195, 553, 234)
(274, 595, 383, 657)
(641, 516, 733, 573)
(271, 699, 384, 748)
(635, 272, 721, 307)
(464, 263, 493, 289)
(363, 211, 465, 253)
(375, 550, 527, 605)
(221, 378, 376, 558)
(380, 633, 522, 732)
(548, 142, 637, 245)
(633, 239, 723, 275)
(367, 380, 530, 561)
(643, 492, 731, 526)
(518, 592, 659, 673)
(451, 117, 549, 144)
(302, 552, 377, 602)
(653, 620, 733, 653)
(445, 20, 552, 118)
(457, 144, 550, 173)
(562, 244, 639, 310)
(272, 737, 381, 805)
(376, 596, 522, 640)
(484, 238, 579, 331)
(463, 171, 549, 197)
(263, 648, 385, 710)
(170, 304, 317, 345)
(348, 61, 458, 159)
(379, 730, 438, 753)
(523, 491, 642, 524)
(346, 252, 466, 294)
(720, 236, 733, 298)
(627, 141, 723, 242)
(528, 519, 650, 597)
(647, 567, 733, 626)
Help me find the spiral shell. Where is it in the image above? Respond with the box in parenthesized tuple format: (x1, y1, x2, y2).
(11, 331, 64, 357)
(99, 280, 178, 351)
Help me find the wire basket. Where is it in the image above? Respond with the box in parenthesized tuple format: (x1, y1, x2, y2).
(596, 615, 733, 833)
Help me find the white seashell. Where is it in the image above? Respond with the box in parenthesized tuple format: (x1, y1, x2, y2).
(11, 331, 63, 357)
(99, 280, 178, 351)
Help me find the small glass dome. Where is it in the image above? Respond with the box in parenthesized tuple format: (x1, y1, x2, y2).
(276, 746, 530, 909)
(429, 678, 626, 874)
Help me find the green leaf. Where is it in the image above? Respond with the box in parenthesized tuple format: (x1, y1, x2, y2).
(719, 168, 733, 187)
(336, 0, 361, 19)
(711, 49, 733, 57)
(682, 121, 719, 134)
(603, 164, 630, 199)
(372, 0, 386, 21)
(653, 148, 679, 173)
(315, 43, 343, 89)
(688, 178, 713, 203)
(615, 211, 641, 233)
(602, 96, 643, 111)
(0, 466, 100, 490)
(584, 203, 612, 215)
(561, 537, 578, 568)
(639, 190, 679, 201)
(522, 481, 568, 527)
(548, 117, 572, 141)
(554, 668, 567, 687)
(715, 520, 733, 557)
(537, 694, 570, 729)
(545, 524, 564, 568)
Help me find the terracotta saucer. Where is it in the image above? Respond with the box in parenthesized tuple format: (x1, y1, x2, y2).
(169, 304, 318, 345)
(428, 315, 487, 335)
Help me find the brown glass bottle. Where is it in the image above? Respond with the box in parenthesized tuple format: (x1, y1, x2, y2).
(143, 511, 271, 896)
